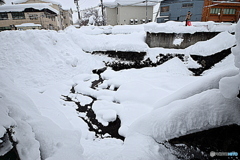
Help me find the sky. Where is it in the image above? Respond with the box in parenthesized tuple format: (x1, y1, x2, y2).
(5, 0, 100, 9)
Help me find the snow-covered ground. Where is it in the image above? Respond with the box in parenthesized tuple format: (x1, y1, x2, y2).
(0, 21, 239, 160)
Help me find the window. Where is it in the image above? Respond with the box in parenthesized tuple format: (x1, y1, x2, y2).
(182, 3, 193, 8)
(210, 8, 221, 14)
(0, 26, 11, 31)
(223, 8, 236, 14)
(0, 12, 8, 20)
(11, 12, 25, 20)
(29, 14, 38, 20)
(161, 6, 169, 12)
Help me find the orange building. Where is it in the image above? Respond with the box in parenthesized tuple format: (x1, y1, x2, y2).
(202, 0, 240, 22)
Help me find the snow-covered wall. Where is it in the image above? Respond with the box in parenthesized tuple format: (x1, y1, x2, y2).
(146, 32, 220, 49)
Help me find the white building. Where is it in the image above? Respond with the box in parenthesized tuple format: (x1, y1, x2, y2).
(103, 0, 160, 25)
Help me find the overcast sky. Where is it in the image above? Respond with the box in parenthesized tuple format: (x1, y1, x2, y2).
(5, 0, 100, 9)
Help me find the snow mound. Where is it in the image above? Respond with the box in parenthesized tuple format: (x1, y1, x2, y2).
(185, 31, 236, 56)
(153, 69, 239, 109)
(0, 30, 109, 89)
(80, 31, 148, 52)
(130, 89, 240, 141)
(155, 57, 192, 75)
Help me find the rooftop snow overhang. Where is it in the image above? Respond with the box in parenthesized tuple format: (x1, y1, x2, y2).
(0, 3, 59, 14)
(14, 0, 61, 5)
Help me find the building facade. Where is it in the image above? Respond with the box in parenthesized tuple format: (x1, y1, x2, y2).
(202, 0, 240, 22)
(0, 0, 73, 31)
(103, 0, 158, 25)
(158, 0, 204, 23)
(158, 0, 240, 23)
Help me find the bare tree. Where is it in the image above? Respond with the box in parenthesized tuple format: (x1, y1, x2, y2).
(78, 8, 104, 26)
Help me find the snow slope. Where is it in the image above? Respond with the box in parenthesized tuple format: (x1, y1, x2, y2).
(0, 73, 84, 160)
(0, 29, 112, 89)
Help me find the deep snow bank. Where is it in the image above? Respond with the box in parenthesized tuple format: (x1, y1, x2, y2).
(0, 73, 84, 160)
(130, 89, 240, 141)
(0, 30, 111, 89)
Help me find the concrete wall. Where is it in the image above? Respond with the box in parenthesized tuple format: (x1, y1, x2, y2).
(118, 6, 153, 25)
(159, 0, 204, 22)
(105, 8, 117, 26)
(105, 5, 154, 25)
(146, 32, 220, 49)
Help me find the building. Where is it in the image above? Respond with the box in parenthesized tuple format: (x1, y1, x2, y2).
(202, 0, 240, 22)
(158, 0, 240, 23)
(0, 0, 73, 31)
(158, 0, 204, 23)
(103, 0, 160, 25)
(62, 9, 73, 27)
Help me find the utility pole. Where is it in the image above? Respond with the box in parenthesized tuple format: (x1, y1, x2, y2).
(74, 0, 81, 26)
(145, 0, 148, 23)
(154, 1, 161, 22)
(100, 0, 105, 25)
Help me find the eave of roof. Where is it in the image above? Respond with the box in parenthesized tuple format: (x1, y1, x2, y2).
(14, 0, 61, 5)
(0, 3, 59, 14)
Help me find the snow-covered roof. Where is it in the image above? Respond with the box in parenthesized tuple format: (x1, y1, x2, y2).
(103, 0, 161, 8)
(14, 0, 61, 5)
(0, 3, 59, 14)
(15, 23, 42, 27)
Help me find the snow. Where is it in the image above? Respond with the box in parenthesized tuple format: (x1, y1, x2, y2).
(120, 89, 240, 160)
(144, 21, 236, 33)
(0, 21, 239, 160)
(219, 20, 240, 99)
(185, 31, 236, 56)
(0, 73, 85, 160)
(15, 23, 41, 27)
(134, 89, 240, 141)
(0, 3, 59, 14)
(80, 31, 148, 52)
(14, 0, 60, 5)
(74, 21, 235, 35)
(173, 37, 184, 46)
